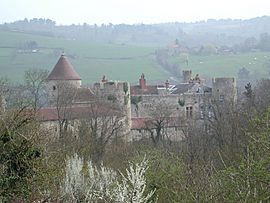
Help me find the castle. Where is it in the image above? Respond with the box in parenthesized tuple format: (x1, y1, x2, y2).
(39, 54, 237, 141)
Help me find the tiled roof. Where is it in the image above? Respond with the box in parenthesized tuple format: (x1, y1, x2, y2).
(38, 107, 91, 121)
(47, 54, 81, 80)
(130, 85, 158, 95)
(131, 118, 151, 129)
(38, 105, 121, 122)
(38, 107, 59, 121)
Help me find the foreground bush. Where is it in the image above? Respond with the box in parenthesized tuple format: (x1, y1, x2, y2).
(0, 110, 43, 202)
(62, 154, 156, 202)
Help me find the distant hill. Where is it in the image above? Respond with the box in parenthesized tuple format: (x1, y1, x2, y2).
(1, 16, 270, 47)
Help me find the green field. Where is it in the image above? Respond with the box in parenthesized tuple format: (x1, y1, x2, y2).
(168, 52, 270, 79)
(1, 30, 270, 84)
(0, 31, 167, 84)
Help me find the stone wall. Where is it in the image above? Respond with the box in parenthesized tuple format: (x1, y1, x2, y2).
(130, 126, 186, 142)
(131, 93, 212, 121)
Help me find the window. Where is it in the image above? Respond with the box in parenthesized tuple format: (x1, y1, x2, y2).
(53, 86, 56, 91)
(200, 104, 204, 119)
(208, 111, 214, 119)
(200, 111, 204, 119)
(219, 94, 224, 101)
(144, 103, 152, 108)
(186, 106, 193, 118)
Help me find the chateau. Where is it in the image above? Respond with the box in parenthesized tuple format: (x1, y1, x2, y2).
(39, 54, 237, 141)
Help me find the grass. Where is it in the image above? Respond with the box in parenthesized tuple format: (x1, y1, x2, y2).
(168, 52, 270, 79)
(1, 30, 270, 84)
(0, 31, 167, 84)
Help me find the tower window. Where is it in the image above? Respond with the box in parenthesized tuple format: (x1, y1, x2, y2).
(53, 86, 56, 91)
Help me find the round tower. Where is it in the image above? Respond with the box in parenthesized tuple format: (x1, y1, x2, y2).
(47, 54, 82, 104)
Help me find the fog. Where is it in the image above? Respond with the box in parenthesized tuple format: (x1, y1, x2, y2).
(1, 0, 270, 25)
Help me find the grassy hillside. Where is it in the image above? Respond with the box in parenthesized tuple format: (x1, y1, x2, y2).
(1, 30, 270, 85)
(0, 31, 167, 84)
(168, 52, 270, 79)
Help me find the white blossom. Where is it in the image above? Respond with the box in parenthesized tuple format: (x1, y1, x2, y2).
(62, 153, 86, 201)
(62, 154, 156, 203)
(85, 161, 117, 201)
(113, 157, 156, 203)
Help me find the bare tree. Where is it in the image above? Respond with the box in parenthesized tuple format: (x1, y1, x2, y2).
(145, 99, 174, 146)
(78, 98, 125, 163)
(0, 79, 31, 110)
(200, 100, 245, 164)
(54, 82, 77, 137)
(24, 69, 49, 111)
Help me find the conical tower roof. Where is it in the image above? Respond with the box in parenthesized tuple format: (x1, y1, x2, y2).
(47, 54, 81, 80)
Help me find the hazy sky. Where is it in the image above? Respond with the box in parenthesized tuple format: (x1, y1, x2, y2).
(1, 0, 269, 25)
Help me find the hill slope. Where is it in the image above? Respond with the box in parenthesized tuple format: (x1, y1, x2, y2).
(0, 31, 168, 84)
(1, 30, 270, 85)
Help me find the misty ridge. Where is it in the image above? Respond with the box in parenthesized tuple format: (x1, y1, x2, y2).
(2, 16, 270, 48)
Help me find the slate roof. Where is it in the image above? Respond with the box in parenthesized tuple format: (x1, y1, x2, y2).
(171, 83, 195, 94)
(171, 83, 212, 94)
(47, 54, 81, 80)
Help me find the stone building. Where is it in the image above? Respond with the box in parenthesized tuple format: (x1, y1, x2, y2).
(41, 54, 131, 138)
(129, 71, 237, 141)
(39, 55, 237, 142)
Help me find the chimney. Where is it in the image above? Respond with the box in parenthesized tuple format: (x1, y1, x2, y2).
(101, 75, 108, 83)
(194, 74, 201, 84)
(182, 70, 192, 83)
(165, 80, 170, 89)
(139, 73, 146, 89)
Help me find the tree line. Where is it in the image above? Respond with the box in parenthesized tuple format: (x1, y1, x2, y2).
(2, 16, 270, 47)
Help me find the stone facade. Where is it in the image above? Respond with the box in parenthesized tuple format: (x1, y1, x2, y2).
(40, 55, 237, 142)
(129, 71, 236, 141)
